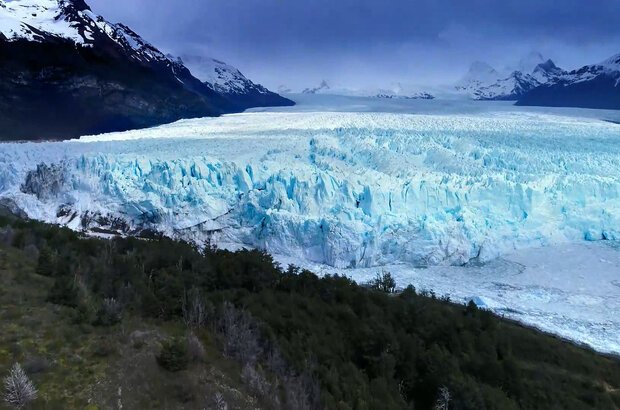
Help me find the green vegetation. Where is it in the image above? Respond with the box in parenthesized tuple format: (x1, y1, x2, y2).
(157, 339, 189, 372)
(0, 211, 619, 409)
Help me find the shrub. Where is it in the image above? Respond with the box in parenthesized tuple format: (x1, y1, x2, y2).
(212, 392, 228, 410)
(187, 332, 206, 362)
(434, 386, 451, 410)
(47, 275, 78, 307)
(95, 298, 123, 326)
(36, 247, 54, 277)
(0, 227, 15, 246)
(3, 363, 37, 409)
(240, 364, 270, 397)
(182, 288, 210, 329)
(157, 338, 189, 372)
(369, 270, 396, 293)
(219, 302, 260, 365)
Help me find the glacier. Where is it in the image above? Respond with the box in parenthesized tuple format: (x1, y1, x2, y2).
(2, 108, 620, 267)
(0, 97, 619, 352)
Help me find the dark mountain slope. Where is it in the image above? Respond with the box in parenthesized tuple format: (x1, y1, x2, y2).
(517, 53, 620, 110)
(0, 38, 229, 140)
(0, 0, 292, 141)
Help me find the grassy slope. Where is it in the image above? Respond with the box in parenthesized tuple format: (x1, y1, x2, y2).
(0, 244, 255, 410)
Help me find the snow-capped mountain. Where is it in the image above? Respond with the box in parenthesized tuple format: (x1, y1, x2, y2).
(530, 59, 565, 83)
(180, 55, 293, 110)
(456, 54, 566, 100)
(0, 0, 291, 141)
(299, 80, 435, 99)
(375, 92, 434, 100)
(455, 61, 500, 93)
(517, 52, 620, 110)
(0, 0, 207, 80)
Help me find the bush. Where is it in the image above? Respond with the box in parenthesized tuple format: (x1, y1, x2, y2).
(187, 332, 206, 362)
(157, 338, 189, 372)
(369, 270, 396, 293)
(182, 288, 211, 329)
(94, 298, 123, 326)
(3, 363, 37, 409)
(36, 247, 54, 277)
(47, 275, 78, 307)
(219, 302, 260, 365)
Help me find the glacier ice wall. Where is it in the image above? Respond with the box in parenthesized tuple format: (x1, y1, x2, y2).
(1, 111, 619, 268)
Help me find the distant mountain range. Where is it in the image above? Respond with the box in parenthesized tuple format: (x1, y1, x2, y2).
(0, 0, 293, 141)
(458, 51, 620, 109)
(516, 53, 620, 110)
(301, 80, 436, 99)
(456, 52, 566, 100)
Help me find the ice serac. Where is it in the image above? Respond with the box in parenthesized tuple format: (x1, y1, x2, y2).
(0, 111, 619, 269)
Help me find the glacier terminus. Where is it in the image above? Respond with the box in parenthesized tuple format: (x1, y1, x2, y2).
(0, 96, 619, 353)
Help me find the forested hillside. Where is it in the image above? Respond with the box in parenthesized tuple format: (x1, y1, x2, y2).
(0, 210, 619, 409)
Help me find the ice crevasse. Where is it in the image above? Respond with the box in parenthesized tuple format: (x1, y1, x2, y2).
(0, 111, 619, 268)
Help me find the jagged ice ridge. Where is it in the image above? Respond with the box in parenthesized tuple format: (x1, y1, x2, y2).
(1, 111, 619, 269)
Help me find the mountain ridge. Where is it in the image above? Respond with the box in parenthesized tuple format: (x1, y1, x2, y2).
(0, 0, 293, 141)
(516, 52, 620, 110)
(456, 53, 566, 100)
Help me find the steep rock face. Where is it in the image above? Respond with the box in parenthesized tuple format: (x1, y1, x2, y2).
(0, 0, 291, 141)
(517, 53, 620, 110)
(0, 39, 228, 141)
(181, 55, 294, 110)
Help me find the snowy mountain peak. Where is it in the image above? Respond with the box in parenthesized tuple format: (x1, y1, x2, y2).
(531, 59, 564, 83)
(0, 0, 89, 44)
(0, 0, 293, 140)
(599, 53, 620, 70)
(457, 53, 566, 100)
(0, 0, 171, 64)
(180, 55, 269, 95)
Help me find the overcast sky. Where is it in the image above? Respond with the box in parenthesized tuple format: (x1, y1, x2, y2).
(89, 0, 620, 91)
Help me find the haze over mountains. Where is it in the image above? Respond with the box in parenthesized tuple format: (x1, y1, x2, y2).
(456, 52, 567, 100)
(454, 51, 620, 109)
(278, 50, 620, 109)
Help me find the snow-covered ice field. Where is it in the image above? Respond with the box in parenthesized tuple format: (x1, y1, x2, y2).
(276, 241, 620, 354)
(0, 95, 619, 353)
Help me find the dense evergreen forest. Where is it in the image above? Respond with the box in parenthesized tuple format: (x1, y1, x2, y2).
(0, 209, 619, 409)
